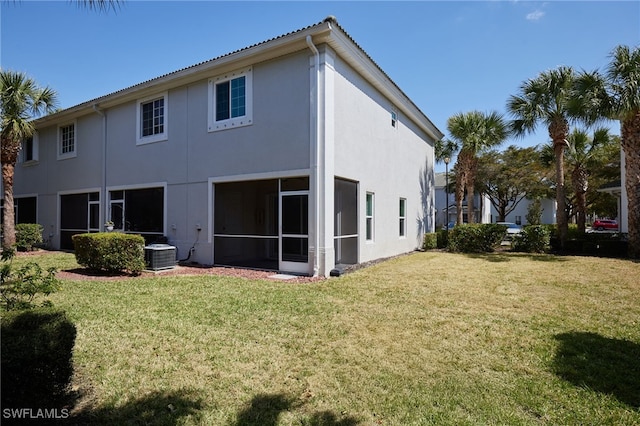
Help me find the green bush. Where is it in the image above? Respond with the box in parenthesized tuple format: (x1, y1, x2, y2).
(436, 229, 449, 249)
(512, 225, 551, 253)
(448, 224, 506, 253)
(15, 223, 43, 251)
(1, 308, 76, 408)
(1, 248, 60, 311)
(422, 233, 438, 250)
(73, 233, 145, 275)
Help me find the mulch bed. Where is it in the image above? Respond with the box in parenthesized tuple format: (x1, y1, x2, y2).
(16, 249, 324, 283)
(57, 263, 325, 283)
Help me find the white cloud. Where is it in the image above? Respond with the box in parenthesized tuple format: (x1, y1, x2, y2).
(526, 10, 545, 21)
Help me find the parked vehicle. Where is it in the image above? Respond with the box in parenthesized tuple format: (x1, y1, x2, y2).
(592, 219, 618, 231)
(442, 221, 456, 231)
(496, 222, 523, 240)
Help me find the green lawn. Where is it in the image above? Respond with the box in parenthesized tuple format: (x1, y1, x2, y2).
(18, 251, 640, 424)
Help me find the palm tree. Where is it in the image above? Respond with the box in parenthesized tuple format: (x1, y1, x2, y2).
(1, 70, 58, 248)
(574, 46, 640, 257)
(75, 0, 122, 11)
(447, 111, 509, 224)
(565, 128, 613, 233)
(607, 45, 640, 259)
(507, 66, 583, 249)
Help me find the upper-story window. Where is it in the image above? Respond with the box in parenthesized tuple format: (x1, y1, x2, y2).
(58, 122, 77, 160)
(22, 133, 38, 164)
(208, 67, 252, 132)
(137, 92, 168, 145)
(391, 110, 398, 128)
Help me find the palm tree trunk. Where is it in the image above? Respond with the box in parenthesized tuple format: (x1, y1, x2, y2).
(455, 172, 465, 225)
(554, 141, 568, 248)
(466, 182, 476, 224)
(572, 166, 588, 233)
(1, 162, 16, 249)
(465, 156, 479, 224)
(550, 119, 569, 249)
(621, 112, 640, 259)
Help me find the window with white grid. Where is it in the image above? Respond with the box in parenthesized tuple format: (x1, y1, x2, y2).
(58, 122, 77, 160)
(137, 92, 168, 144)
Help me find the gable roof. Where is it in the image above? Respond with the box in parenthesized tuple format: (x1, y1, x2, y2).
(35, 16, 443, 141)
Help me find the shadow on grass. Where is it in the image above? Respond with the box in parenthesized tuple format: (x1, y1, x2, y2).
(553, 332, 640, 408)
(233, 393, 359, 426)
(70, 389, 204, 425)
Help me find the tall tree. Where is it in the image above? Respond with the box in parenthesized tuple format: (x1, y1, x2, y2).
(476, 145, 551, 222)
(574, 46, 640, 257)
(447, 111, 508, 224)
(1, 70, 58, 248)
(607, 45, 640, 258)
(507, 66, 584, 249)
(565, 128, 614, 232)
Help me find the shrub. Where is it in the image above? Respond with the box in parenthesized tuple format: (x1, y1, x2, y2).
(448, 224, 506, 253)
(15, 223, 43, 251)
(422, 233, 438, 250)
(436, 229, 449, 249)
(73, 233, 146, 275)
(1, 308, 76, 408)
(1, 248, 60, 311)
(512, 225, 551, 253)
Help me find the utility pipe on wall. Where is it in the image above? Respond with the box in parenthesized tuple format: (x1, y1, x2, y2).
(93, 104, 107, 230)
(306, 35, 320, 277)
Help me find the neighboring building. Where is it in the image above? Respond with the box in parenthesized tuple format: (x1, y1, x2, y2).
(434, 172, 556, 227)
(489, 197, 556, 226)
(3, 17, 443, 276)
(434, 172, 491, 227)
(598, 147, 628, 233)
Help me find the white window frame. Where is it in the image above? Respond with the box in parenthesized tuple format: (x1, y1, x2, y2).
(57, 121, 77, 160)
(136, 92, 168, 145)
(21, 132, 39, 165)
(391, 109, 398, 128)
(208, 67, 253, 132)
(399, 198, 406, 238)
(366, 192, 375, 242)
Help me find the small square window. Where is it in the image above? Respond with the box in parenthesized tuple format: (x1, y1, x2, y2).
(391, 110, 398, 128)
(137, 93, 168, 145)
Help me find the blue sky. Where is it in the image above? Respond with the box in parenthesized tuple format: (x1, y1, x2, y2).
(2, 1, 639, 171)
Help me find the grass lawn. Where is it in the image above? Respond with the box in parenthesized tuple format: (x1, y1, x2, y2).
(11, 250, 640, 425)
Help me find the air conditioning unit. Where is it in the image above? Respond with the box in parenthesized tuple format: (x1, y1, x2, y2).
(144, 244, 176, 271)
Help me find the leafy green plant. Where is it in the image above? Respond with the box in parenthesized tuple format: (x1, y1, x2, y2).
(1, 308, 76, 408)
(0, 248, 60, 311)
(422, 233, 438, 250)
(72, 233, 145, 275)
(448, 224, 506, 253)
(15, 223, 44, 251)
(513, 225, 551, 253)
(436, 229, 449, 249)
(525, 198, 543, 226)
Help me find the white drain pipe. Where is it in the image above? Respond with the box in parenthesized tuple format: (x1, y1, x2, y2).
(306, 35, 320, 277)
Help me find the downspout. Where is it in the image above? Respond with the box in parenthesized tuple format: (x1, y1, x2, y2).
(93, 104, 107, 230)
(306, 35, 320, 277)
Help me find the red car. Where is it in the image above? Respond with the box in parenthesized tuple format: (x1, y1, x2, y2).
(592, 219, 618, 231)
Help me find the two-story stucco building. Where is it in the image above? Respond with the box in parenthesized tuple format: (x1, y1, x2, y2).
(5, 17, 443, 276)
